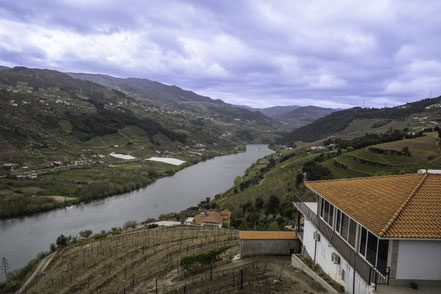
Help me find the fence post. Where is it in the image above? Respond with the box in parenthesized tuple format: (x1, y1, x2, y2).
(240, 269, 243, 290)
(155, 278, 158, 294)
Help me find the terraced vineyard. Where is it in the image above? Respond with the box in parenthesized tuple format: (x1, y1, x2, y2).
(26, 226, 239, 294)
(23, 226, 325, 294)
(323, 132, 441, 177)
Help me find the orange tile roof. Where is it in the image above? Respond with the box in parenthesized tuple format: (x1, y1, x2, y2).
(239, 231, 297, 240)
(305, 173, 441, 239)
(192, 210, 224, 225)
(220, 208, 231, 220)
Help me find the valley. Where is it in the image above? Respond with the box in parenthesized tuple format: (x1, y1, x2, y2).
(1, 66, 441, 294)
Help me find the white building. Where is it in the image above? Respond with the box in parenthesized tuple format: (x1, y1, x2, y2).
(184, 217, 194, 225)
(294, 171, 441, 294)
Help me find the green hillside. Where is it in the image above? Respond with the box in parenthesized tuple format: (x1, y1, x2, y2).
(0, 66, 275, 218)
(68, 72, 272, 126)
(279, 96, 441, 144)
(214, 131, 441, 230)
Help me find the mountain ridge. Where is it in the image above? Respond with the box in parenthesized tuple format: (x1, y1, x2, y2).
(279, 96, 441, 144)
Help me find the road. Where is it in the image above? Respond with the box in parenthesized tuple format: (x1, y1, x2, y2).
(16, 252, 56, 294)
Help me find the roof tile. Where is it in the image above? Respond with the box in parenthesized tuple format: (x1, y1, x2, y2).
(239, 231, 297, 240)
(305, 174, 441, 239)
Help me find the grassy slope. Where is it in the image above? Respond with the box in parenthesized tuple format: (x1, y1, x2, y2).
(279, 96, 441, 144)
(323, 132, 441, 178)
(372, 132, 441, 161)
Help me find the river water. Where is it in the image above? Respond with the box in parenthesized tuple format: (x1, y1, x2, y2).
(0, 144, 273, 279)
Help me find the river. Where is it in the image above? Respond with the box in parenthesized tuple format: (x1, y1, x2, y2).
(0, 144, 273, 279)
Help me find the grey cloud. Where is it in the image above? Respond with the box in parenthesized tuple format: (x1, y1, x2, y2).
(0, 0, 440, 108)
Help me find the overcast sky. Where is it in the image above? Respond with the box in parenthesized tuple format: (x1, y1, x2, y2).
(1, 0, 440, 108)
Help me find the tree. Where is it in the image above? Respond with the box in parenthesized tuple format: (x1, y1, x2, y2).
(402, 146, 411, 156)
(296, 173, 304, 185)
(266, 195, 280, 214)
(240, 201, 253, 213)
(234, 176, 241, 186)
(56, 234, 68, 247)
(79, 230, 92, 238)
(50, 243, 56, 252)
(255, 197, 264, 210)
(1, 257, 8, 279)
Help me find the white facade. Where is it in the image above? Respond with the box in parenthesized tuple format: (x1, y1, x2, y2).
(184, 217, 194, 225)
(396, 240, 441, 280)
(302, 211, 371, 294)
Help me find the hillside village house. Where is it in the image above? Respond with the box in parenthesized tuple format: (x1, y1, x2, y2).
(189, 209, 231, 228)
(293, 170, 441, 294)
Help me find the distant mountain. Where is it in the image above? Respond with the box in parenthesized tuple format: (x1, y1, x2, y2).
(235, 104, 257, 111)
(0, 66, 9, 70)
(0, 67, 187, 148)
(279, 97, 441, 144)
(68, 73, 216, 104)
(277, 106, 337, 121)
(258, 105, 302, 118)
(0, 66, 277, 170)
(68, 72, 271, 125)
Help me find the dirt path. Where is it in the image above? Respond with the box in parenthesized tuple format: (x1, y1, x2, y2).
(16, 252, 56, 294)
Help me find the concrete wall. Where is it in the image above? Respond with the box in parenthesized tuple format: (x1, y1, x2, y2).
(291, 254, 341, 294)
(240, 239, 299, 257)
(396, 240, 441, 281)
(302, 218, 371, 294)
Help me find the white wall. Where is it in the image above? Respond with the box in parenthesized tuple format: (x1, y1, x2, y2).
(302, 218, 370, 294)
(396, 240, 441, 280)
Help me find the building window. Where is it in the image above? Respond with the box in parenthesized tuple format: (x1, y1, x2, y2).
(341, 213, 349, 241)
(377, 240, 389, 274)
(348, 219, 357, 247)
(336, 209, 341, 232)
(359, 227, 367, 256)
(329, 204, 334, 226)
(366, 231, 378, 266)
(324, 200, 330, 223)
(320, 197, 324, 218)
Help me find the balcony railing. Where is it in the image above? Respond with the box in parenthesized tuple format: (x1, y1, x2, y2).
(293, 195, 373, 283)
(369, 267, 390, 290)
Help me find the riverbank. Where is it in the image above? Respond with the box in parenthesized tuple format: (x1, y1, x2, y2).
(0, 146, 246, 219)
(0, 144, 273, 281)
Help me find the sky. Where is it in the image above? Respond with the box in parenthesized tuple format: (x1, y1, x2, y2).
(1, 0, 441, 109)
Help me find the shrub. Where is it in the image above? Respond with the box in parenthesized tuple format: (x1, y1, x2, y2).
(180, 246, 231, 272)
(123, 220, 138, 229)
